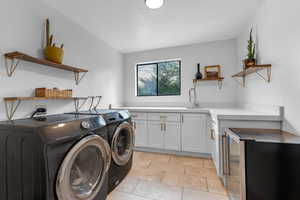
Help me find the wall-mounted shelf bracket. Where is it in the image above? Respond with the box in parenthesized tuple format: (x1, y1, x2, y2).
(74, 72, 87, 85)
(5, 99, 21, 120)
(5, 56, 21, 77)
(255, 67, 271, 83)
(193, 77, 224, 90)
(217, 79, 223, 89)
(74, 97, 89, 112)
(232, 77, 246, 87)
(232, 64, 272, 87)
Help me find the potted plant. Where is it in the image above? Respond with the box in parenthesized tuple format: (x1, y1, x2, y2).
(44, 19, 64, 64)
(244, 28, 256, 69)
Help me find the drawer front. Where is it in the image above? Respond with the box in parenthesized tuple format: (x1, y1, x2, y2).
(130, 112, 147, 120)
(148, 113, 181, 122)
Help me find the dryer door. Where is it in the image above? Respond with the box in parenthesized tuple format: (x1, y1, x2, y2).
(56, 135, 111, 200)
(112, 122, 135, 166)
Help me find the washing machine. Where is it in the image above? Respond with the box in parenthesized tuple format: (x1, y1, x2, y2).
(66, 109, 135, 193)
(0, 114, 111, 200)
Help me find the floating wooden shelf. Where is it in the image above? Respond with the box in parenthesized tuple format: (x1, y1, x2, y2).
(193, 77, 224, 83)
(4, 96, 89, 120)
(232, 64, 272, 87)
(4, 96, 87, 102)
(193, 77, 224, 89)
(4, 51, 88, 84)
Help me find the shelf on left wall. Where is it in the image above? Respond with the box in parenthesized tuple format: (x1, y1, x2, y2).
(3, 96, 89, 120)
(4, 51, 88, 85)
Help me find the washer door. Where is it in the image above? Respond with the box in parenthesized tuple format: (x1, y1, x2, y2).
(111, 122, 135, 166)
(56, 135, 111, 200)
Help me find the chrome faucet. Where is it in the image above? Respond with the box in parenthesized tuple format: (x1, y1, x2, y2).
(188, 87, 199, 107)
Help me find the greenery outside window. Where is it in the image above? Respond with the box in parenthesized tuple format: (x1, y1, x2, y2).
(137, 60, 181, 96)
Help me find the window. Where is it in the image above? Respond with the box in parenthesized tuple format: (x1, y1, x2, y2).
(137, 60, 181, 96)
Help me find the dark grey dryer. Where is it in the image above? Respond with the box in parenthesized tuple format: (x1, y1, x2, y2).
(0, 114, 111, 200)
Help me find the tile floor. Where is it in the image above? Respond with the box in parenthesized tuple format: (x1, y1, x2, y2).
(108, 151, 229, 200)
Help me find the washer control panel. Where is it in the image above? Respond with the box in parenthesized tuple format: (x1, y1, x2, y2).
(81, 121, 91, 129)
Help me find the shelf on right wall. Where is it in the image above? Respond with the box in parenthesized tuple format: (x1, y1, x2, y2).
(232, 64, 272, 87)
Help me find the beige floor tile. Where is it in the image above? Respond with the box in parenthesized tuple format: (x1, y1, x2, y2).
(185, 166, 219, 179)
(116, 177, 140, 193)
(203, 159, 216, 169)
(111, 152, 229, 200)
(162, 172, 208, 192)
(133, 180, 183, 200)
(150, 162, 185, 174)
(183, 188, 229, 200)
(133, 151, 144, 159)
(141, 152, 171, 163)
(108, 191, 151, 200)
(169, 155, 204, 168)
(132, 159, 152, 170)
(133, 152, 152, 163)
(207, 179, 227, 195)
(128, 167, 165, 183)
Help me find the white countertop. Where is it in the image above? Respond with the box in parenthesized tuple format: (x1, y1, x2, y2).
(112, 106, 282, 122)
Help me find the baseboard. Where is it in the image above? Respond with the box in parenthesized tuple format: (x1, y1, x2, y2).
(133, 147, 211, 159)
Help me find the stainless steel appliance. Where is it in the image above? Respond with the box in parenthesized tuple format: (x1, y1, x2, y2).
(221, 128, 300, 200)
(221, 130, 246, 200)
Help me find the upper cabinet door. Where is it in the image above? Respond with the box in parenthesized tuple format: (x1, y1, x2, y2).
(148, 121, 164, 149)
(164, 122, 181, 151)
(133, 120, 148, 147)
(181, 114, 207, 153)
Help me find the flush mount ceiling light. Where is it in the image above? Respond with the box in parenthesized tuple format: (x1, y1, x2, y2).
(145, 0, 164, 9)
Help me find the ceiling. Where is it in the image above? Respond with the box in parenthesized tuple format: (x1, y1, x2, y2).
(45, 0, 263, 53)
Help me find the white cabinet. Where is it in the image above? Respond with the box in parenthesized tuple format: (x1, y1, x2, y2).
(148, 121, 164, 149)
(164, 122, 181, 151)
(133, 120, 148, 147)
(181, 114, 207, 153)
(148, 113, 181, 151)
(131, 111, 208, 155)
(131, 112, 148, 147)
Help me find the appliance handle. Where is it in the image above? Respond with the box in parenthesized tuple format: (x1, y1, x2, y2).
(226, 136, 231, 175)
(222, 135, 229, 175)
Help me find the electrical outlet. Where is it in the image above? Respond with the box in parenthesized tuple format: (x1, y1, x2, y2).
(35, 105, 47, 110)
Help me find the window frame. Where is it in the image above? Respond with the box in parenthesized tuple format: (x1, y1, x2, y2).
(136, 60, 181, 97)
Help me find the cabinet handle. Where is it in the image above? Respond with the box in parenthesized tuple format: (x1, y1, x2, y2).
(164, 123, 166, 131)
(160, 123, 163, 131)
(181, 115, 184, 123)
(210, 129, 215, 140)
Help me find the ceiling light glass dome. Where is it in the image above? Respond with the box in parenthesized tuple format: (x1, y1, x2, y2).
(145, 0, 164, 9)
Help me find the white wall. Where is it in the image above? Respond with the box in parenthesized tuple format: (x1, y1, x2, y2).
(237, 0, 300, 134)
(0, 0, 124, 120)
(123, 39, 238, 107)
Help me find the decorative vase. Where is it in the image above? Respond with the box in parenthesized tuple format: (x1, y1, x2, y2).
(195, 63, 203, 80)
(244, 59, 256, 69)
(44, 46, 64, 64)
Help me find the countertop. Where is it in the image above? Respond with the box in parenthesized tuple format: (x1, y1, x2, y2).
(228, 128, 300, 144)
(112, 106, 282, 122)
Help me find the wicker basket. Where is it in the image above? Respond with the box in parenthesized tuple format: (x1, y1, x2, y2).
(35, 88, 72, 98)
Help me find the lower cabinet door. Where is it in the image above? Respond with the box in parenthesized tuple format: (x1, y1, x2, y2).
(148, 121, 164, 149)
(133, 120, 148, 147)
(164, 122, 181, 151)
(181, 114, 207, 153)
